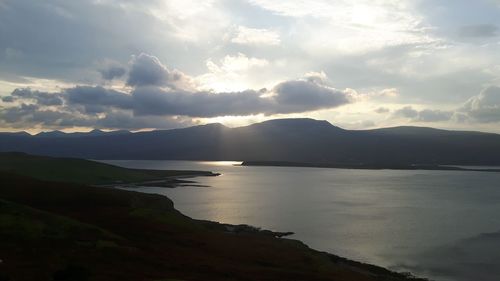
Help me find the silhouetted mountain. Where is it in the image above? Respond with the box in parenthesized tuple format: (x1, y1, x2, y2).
(35, 129, 131, 138)
(1, 118, 500, 165)
(0, 131, 30, 137)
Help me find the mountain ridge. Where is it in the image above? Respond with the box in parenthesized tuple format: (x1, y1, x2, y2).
(2, 118, 500, 165)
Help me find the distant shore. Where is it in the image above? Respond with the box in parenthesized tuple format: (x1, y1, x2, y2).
(242, 160, 500, 173)
(98, 171, 220, 188)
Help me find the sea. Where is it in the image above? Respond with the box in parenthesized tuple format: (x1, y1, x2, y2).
(100, 160, 500, 281)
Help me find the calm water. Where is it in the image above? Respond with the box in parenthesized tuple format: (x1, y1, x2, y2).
(101, 160, 500, 281)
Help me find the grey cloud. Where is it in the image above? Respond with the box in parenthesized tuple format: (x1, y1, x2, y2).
(459, 24, 498, 38)
(272, 80, 351, 113)
(416, 109, 453, 122)
(1, 96, 14, 103)
(391, 86, 500, 124)
(65, 86, 133, 113)
(99, 65, 126, 80)
(461, 86, 500, 122)
(127, 53, 170, 87)
(132, 87, 269, 117)
(126, 53, 196, 90)
(0, 0, 205, 82)
(93, 111, 196, 130)
(1, 103, 40, 124)
(1, 75, 353, 129)
(0, 102, 193, 130)
(375, 107, 390, 114)
(393, 106, 418, 119)
(132, 79, 352, 117)
(10, 88, 64, 106)
(393, 106, 452, 122)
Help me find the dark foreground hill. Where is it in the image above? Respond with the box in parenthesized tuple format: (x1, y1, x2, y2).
(0, 152, 217, 185)
(0, 153, 427, 281)
(2, 118, 500, 165)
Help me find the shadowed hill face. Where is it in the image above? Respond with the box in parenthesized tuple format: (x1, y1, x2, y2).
(240, 118, 340, 131)
(1, 118, 500, 165)
(35, 129, 131, 138)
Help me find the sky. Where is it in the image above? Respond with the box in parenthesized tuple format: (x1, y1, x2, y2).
(1, 0, 500, 133)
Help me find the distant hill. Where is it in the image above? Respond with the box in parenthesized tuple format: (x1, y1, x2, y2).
(2, 118, 500, 165)
(35, 129, 131, 138)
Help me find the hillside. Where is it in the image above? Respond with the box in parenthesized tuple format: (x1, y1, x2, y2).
(0, 152, 217, 185)
(2, 118, 500, 165)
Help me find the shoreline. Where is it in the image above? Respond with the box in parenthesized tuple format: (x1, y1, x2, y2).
(115, 173, 430, 280)
(96, 171, 220, 188)
(0, 172, 431, 280)
(241, 160, 500, 173)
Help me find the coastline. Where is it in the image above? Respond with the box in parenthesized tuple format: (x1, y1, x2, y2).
(0, 171, 430, 281)
(96, 171, 220, 188)
(242, 160, 500, 173)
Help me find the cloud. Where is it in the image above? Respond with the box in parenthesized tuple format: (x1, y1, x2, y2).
(0, 56, 353, 129)
(198, 53, 271, 92)
(127, 53, 171, 87)
(375, 107, 390, 114)
(65, 86, 133, 113)
(231, 26, 281, 46)
(99, 64, 126, 80)
(393, 106, 418, 119)
(126, 53, 196, 91)
(417, 109, 454, 122)
(0, 103, 194, 130)
(460, 86, 500, 122)
(10, 88, 64, 106)
(459, 24, 498, 38)
(132, 77, 351, 118)
(271, 79, 351, 114)
(393, 106, 452, 122)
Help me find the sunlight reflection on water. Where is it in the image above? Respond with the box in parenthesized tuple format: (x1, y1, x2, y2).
(101, 160, 500, 281)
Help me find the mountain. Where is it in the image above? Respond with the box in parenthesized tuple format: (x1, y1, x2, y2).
(1, 118, 500, 165)
(35, 129, 131, 138)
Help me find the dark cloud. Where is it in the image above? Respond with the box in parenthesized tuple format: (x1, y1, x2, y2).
(393, 106, 452, 122)
(1, 96, 14, 103)
(132, 78, 351, 117)
(99, 65, 126, 80)
(459, 24, 498, 38)
(65, 86, 133, 113)
(0, 101, 194, 130)
(0, 52, 353, 129)
(10, 88, 64, 106)
(0, 76, 352, 128)
(272, 80, 351, 113)
(127, 53, 171, 87)
(132, 87, 268, 117)
(126, 53, 195, 90)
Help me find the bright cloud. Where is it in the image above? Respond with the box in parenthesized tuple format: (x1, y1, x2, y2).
(231, 26, 281, 46)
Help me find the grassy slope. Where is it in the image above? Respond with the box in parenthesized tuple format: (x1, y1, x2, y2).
(0, 152, 215, 185)
(0, 172, 427, 281)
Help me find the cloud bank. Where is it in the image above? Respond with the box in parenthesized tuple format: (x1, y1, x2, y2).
(0, 53, 353, 129)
